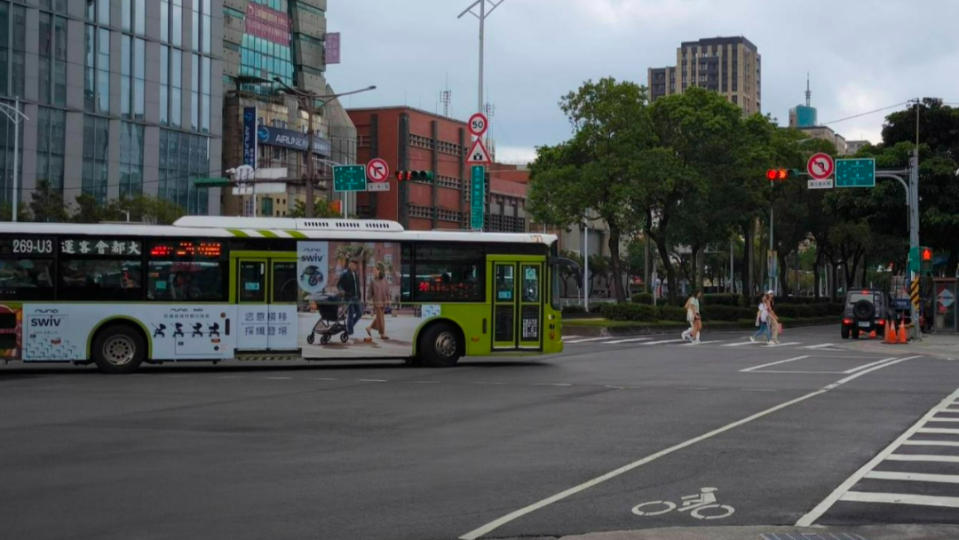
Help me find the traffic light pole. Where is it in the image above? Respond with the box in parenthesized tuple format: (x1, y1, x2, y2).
(875, 165, 920, 340)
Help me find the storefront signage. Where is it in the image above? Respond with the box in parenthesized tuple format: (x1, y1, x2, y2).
(242, 107, 257, 168)
(245, 2, 291, 45)
(256, 125, 331, 156)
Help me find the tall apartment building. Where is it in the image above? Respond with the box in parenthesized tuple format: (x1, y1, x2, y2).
(0, 0, 223, 216)
(648, 36, 761, 115)
(220, 0, 356, 216)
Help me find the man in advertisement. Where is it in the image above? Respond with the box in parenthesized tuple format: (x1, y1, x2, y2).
(338, 259, 363, 342)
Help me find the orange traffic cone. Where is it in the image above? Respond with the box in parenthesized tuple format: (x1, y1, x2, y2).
(884, 320, 897, 344)
(897, 317, 909, 344)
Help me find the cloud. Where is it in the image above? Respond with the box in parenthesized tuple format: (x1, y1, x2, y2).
(494, 145, 538, 166)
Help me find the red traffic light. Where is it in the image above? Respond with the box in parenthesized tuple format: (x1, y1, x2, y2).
(921, 248, 933, 262)
(765, 168, 790, 181)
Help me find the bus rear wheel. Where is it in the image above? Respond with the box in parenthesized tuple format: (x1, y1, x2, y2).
(92, 324, 145, 374)
(418, 322, 461, 367)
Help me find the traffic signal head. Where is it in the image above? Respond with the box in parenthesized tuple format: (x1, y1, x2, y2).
(766, 168, 793, 182)
(921, 247, 933, 262)
(396, 170, 434, 181)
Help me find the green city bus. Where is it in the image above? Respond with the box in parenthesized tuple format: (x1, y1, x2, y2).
(0, 216, 563, 372)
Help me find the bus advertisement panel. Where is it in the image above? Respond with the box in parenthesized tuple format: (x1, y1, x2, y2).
(296, 240, 440, 359)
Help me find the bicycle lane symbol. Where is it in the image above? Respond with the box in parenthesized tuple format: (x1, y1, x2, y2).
(631, 487, 735, 520)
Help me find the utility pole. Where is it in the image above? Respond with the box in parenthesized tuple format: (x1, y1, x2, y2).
(0, 97, 27, 222)
(273, 78, 375, 218)
(458, 0, 504, 113)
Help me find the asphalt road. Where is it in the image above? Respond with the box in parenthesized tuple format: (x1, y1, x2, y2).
(1, 324, 958, 540)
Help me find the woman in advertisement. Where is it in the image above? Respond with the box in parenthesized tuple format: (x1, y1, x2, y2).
(365, 262, 390, 341)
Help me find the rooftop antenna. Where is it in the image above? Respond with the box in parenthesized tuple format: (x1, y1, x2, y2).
(441, 74, 451, 117)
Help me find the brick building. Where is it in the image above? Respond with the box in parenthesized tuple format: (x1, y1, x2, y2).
(347, 106, 530, 232)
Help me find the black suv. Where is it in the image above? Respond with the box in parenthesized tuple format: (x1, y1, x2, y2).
(841, 289, 892, 339)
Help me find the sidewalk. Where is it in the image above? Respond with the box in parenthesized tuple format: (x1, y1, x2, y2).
(839, 331, 959, 360)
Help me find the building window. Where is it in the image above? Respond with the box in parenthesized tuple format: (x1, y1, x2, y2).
(159, 130, 210, 214)
(38, 13, 67, 106)
(6, 4, 27, 98)
(119, 122, 144, 198)
(82, 115, 110, 203)
(36, 108, 66, 192)
(84, 23, 110, 113)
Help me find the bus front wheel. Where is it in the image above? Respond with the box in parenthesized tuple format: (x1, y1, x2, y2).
(92, 324, 146, 374)
(418, 322, 461, 367)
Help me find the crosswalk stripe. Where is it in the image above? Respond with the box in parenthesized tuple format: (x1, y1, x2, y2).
(723, 341, 761, 347)
(763, 341, 801, 348)
(564, 337, 609, 344)
(560, 335, 582, 341)
(603, 337, 653, 344)
(918, 427, 959, 434)
(886, 454, 959, 463)
(929, 417, 959, 422)
(680, 340, 725, 345)
(840, 491, 959, 508)
(902, 440, 959, 447)
(641, 339, 685, 346)
(865, 471, 959, 484)
(802, 343, 836, 350)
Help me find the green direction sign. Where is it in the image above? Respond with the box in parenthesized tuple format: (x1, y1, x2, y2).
(835, 158, 876, 188)
(470, 165, 485, 230)
(333, 165, 367, 192)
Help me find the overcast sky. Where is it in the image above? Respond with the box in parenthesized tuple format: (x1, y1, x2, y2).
(328, 0, 959, 164)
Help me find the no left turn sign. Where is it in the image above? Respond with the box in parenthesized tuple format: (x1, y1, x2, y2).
(807, 152, 834, 180)
(366, 158, 389, 183)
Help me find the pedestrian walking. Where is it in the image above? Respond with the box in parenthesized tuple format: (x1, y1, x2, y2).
(365, 262, 390, 341)
(681, 289, 703, 344)
(766, 292, 781, 345)
(750, 293, 771, 343)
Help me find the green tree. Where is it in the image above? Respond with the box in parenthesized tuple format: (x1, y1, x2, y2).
(29, 179, 67, 222)
(289, 198, 342, 218)
(528, 78, 652, 302)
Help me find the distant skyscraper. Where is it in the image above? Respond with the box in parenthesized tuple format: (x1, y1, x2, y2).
(789, 74, 817, 128)
(648, 36, 761, 115)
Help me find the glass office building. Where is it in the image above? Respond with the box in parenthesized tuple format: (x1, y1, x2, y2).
(0, 0, 223, 217)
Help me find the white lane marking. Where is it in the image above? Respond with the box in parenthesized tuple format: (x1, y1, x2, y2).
(560, 335, 582, 341)
(839, 491, 959, 509)
(802, 343, 837, 350)
(459, 355, 921, 540)
(918, 427, 959, 434)
(564, 337, 609, 344)
(865, 471, 959, 484)
(266, 376, 291, 380)
(842, 356, 902, 374)
(680, 340, 725, 346)
(723, 341, 762, 347)
(641, 339, 685, 346)
(740, 355, 810, 373)
(885, 454, 959, 463)
(752, 370, 846, 374)
(533, 383, 573, 387)
(901, 440, 959, 447)
(358, 379, 387, 383)
(763, 341, 801, 348)
(603, 337, 653, 344)
(796, 382, 953, 527)
(929, 417, 959, 422)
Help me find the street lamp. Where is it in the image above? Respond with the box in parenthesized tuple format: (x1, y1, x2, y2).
(272, 78, 375, 218)
(0, 97, 28, 222)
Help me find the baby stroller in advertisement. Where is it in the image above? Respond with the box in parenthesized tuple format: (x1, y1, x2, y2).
(307, 295, 350, 345)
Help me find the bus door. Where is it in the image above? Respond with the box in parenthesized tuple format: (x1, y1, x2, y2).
(234, 255, 298, 350)
(491, 258, 544, 351)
